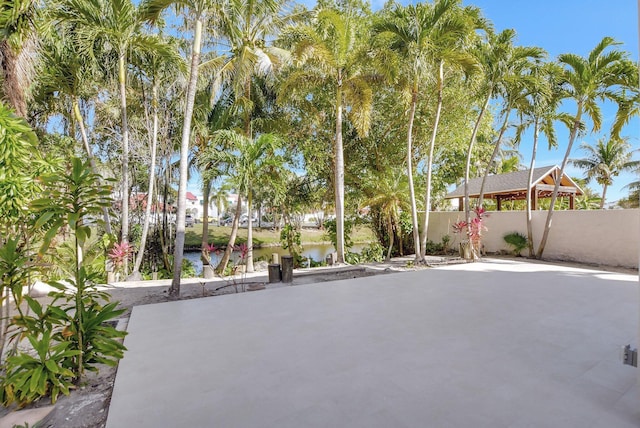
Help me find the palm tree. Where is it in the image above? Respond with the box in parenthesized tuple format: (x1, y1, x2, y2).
(374, 0, 480, 262)
(571, 136, 638, 209)
(211, 183, 231, 225)
(536, 37, 636, 258)
(513, 61, 565, 256)
(56, 0, 169, 275)
(280, 7, 375, 264)
(202, 130, 284, 274)
(142, 0, 226, 296)
(0, 0, 39, 117)
(205, 0, 290, 272)
(130, 37, 184, 279)
(463, 29, 544, 258)
(477, 53, 544, 208)
(361, 168, 410, 261)
(31, 34, 116, 235)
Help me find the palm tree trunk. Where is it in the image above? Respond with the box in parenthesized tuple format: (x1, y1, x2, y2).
(536, 104, 583, 259)
(334, 77, 346, 263)
(0, 41, 27, 118)
(216, 196, 242, 274)
(478, 106, 512, 207)
(526, 117, 539, 257)
(118, 53, 130, 275)
(131, 84, 159, 276)
(407, 81, 422, 263)
(464, 90, 492, 258)
(170, 18, 203, 297)
(420, 60, 444, 258)
(73, 99, 113, 235)
(600, 183, 608, 209)
(201, 180, 211, 263)
(246, 190, 254, 273)
(386, 218, 394, 262)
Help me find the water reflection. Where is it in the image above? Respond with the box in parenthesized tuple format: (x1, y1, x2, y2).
(183, 243, 366, 275)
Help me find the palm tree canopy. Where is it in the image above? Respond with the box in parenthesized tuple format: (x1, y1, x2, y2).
(571, 136, 638, 187)
(279, 7, 375, 137)
(373, 0, 482, 81)
(558, 36, 636, 133)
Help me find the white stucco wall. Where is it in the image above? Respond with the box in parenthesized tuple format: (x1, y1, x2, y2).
(426, 210, 640, 269)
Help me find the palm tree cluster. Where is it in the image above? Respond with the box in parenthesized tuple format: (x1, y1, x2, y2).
(1, 0, 638, 290)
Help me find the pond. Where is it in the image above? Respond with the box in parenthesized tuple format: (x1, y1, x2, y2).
(183, 243, 367, 275)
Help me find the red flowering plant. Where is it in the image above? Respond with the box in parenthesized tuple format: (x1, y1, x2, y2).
(451, 206, 489, 260)
(108, 241, 135, 277)
(202, 243, 222, 265)
(234, 243, 249, 264)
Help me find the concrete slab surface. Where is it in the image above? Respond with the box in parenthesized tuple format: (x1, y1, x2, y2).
(106, 259, 639, 427)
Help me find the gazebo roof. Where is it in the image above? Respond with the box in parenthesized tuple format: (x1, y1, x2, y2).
(445, 166, 583, 201)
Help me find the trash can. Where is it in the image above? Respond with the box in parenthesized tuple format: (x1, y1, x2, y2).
(281, 255, 294, 283)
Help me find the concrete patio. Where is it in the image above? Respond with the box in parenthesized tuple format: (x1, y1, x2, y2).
(106, 259, 639, 427)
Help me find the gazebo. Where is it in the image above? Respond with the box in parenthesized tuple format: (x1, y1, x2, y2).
(445, 165, 584, 211)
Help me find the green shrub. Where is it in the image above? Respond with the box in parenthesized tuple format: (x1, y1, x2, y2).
(1, 331, 78, 407)
(503, 232, 528, 256)
(360, 242, 384, 262)
(324, 218, 353, 251)
(424, 240, 443, 255)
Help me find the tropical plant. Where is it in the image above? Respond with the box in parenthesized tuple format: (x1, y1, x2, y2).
(280, 6, 375, 264)
(464, 29, 544, 236)
(31, 157, 126, 379)
(0, 0, 39, 117)
(536, 37, 637, 257)
(374, 0, 481, 261)
(360, 168, 409, 261)
(1, 331, 78, 406)
(503, 232, 528, 256)
(571, 136, 638, 208)
(55, 0, 172, 271)
(280, 224, 302, 262)
(202, 130, 284, 273)
(514, 61, 565, 256)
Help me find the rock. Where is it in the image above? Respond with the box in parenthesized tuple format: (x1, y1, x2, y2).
(254, 261, 269, 271)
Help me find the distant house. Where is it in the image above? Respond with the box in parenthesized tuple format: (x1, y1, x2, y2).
(186, 192, 199, 217)
(445, 166, 583, 211)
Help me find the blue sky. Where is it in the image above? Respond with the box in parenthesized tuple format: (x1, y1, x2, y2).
(191, 0, 639, 204)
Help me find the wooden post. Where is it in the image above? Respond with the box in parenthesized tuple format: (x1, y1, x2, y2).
(458, 197, 463, 211)
(281, 255, 293, 283)
(496, 196, 502, 211)
(569, 195, 575, 210)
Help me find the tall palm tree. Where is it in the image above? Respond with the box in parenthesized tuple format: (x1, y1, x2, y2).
(142, 0, 225, 296)
(374, 0, 481, 262)
(202, 130, 283, 273)
(280, 7, 374, 264)
(130, 37, 184, 279)
(513, 61, 565, 256)
(536, 37, 636, 258)
(571, 136, 638, 209)
(0, 0, 39, 117)
(211, 182, 231, 225)
(57, 0, 170, 275)
(32, 33, 114, 234)
(477, 53, 544, 208)
(463, 29, 544, 258)
(207, 0, 290, 273)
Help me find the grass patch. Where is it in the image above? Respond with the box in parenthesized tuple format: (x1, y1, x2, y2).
(183, 224, 376, 248)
